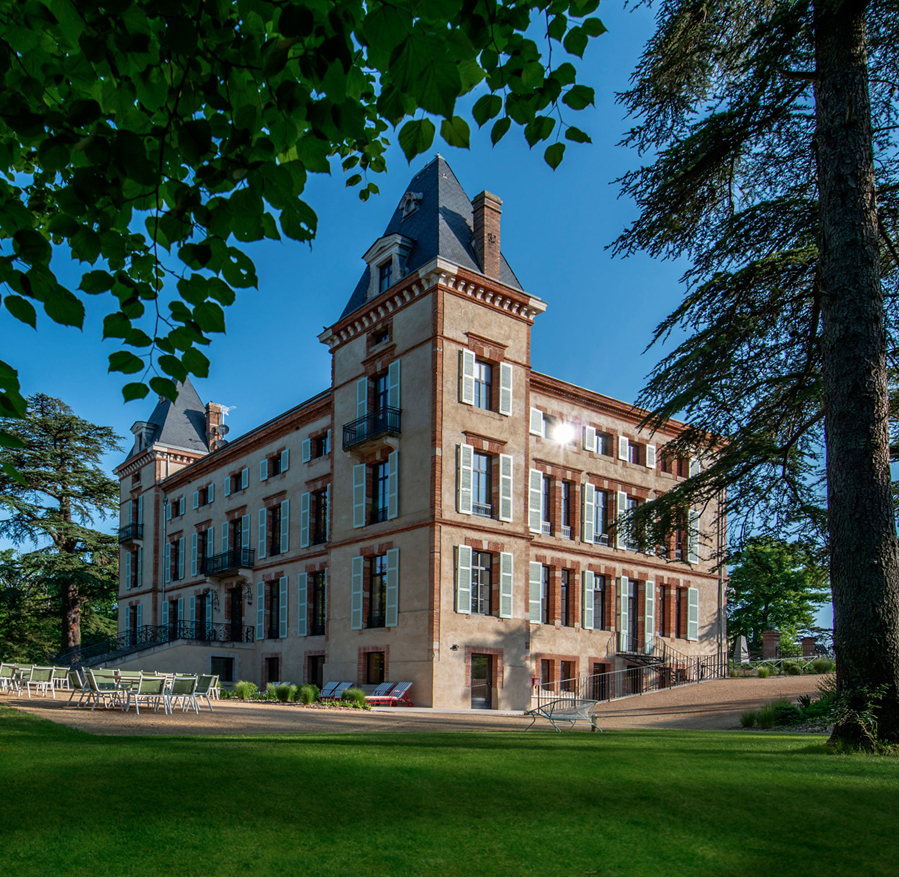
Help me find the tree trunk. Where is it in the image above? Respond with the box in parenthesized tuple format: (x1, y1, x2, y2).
(60, 580, 82, 651)
(815, 0, 899, 744)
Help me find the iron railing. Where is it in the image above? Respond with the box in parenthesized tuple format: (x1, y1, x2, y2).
(52, 622, 254, 667)
(118, 523, 143, 542)
(203, 547, 256, 577)
(342, 407, 401, 450)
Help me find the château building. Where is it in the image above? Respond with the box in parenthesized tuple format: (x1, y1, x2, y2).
(114, 156, 725, 708)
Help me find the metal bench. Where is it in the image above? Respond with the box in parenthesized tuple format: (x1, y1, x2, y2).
(524, 698, 602, 732)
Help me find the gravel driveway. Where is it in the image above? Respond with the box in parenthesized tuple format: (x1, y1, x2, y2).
(4, 675, 824, 736)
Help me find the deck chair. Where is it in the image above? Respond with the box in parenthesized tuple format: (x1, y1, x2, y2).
(86, 669, 125, 711)
(0, 664, 20, 695)
(364, 683, 395, 705)
(194, 675, 216, 712)
(66, 668, 91, 708)
(52, 666, 70, 691)
(379, 682, 413, 707)
(26, 667, 55, 698)
(130, 676, 169, 715)
(318, 681, 339, 700)
(169, 675, 200, 714)
(321, 682, 352, 702)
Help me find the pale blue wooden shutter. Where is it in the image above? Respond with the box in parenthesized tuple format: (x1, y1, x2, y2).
(137, 495, 143, 524)
(279, 576, 288, 638)
(177, 597, 184, 626)
(164, 542, 171, 584)
(136, 603, 142, 629)
(617, 577, 629, 650)
(125, 499, 132, 528)
(583, 425, 597, 452)
(582, 570, 595, 629)
(260, 458, 268, 481)
(388, 359, 401, 409)
(241, 467, 249, 489)
(687, 587, 699, 641)
(221, 522, 229, 553)
(351, 556, 364, 630)
(646, 444, 656, 469)
(191, 532, 198, 576)
(161, 599, 168, 627)
(582, 483, 595, 543)
(136, 547, 142, 588)
(258, 508, 267, 559)
(297, 573, 308, 637)
(529, 408, 544, 436)
(457, 444, 473, 514)
(455, 545, 472, 614)
(499, 362, 513, 416)
(179, 497, 185, 516)
(125, 550, 132, 590)
(326, 429, 331, 454)
(241, 513, 250, 549)
(387, 450, 399, 520)
(177, 537, 184, 580)
(256, 582, 264, 640)
(689, 457, 701, 478)
(528, 562, 542, 623)
(193, 490, 199, 509)
(644, 581, 656, 653)
(618, 435, 629, 460)
(208, 482, 214, 503)
(499, 552, 514, 618)
(616, 490, 628, 549)
(206, 527, 214, 558)
(688, 509, 700, 563)
(189, 595, 196, 623)
(224, 475, 231, 497)
(460, 349, 475, 405)
(356, 377, 368, 419)
(528, 469, 543, 533)
(353, 464, 366, 528)
(300, 492, 310, 548)
(281, 448, 290, 471)
(302, 438, 311, 462)
(280, 499, 289, 553)
(498, 454, 513, 522)
(385, 548, 399, 627)
(325, 483, 331, 540)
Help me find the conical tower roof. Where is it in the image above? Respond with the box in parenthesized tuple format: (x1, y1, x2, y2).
(126, 378, 208, 459)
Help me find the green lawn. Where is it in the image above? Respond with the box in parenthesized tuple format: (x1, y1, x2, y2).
(1, 705, 896, 877)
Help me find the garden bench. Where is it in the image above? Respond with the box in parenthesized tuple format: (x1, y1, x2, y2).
(524, 698, 602, 733)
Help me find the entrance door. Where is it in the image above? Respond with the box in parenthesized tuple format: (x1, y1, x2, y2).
(230, 587, 243, 641)
(307, 655, 325, 690)
(470, 654, 493, 709)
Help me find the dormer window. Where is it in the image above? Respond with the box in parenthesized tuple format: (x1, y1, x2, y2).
(379, 261, 393, 294)
(362, 233, 414, 302)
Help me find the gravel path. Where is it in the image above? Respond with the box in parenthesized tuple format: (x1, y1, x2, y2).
(3, 675, 824, 736)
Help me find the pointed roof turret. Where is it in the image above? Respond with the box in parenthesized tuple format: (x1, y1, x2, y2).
(126, 378, 209, 459)
(338, 155, 523, 320)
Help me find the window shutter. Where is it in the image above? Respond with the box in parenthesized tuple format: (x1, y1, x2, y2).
(297, 573, 308, 637)
(529, 407, 544, 436)
(583, 425, 597, 453)
(241, 514, 250, 549)
(221, 522, 229, 553)
(644, 581, 655, 653)
(528, 562, 542, 623)
(618, 435, 629, 460)
(241, 467, 249, 489)
(498, 454, 513, 522)
(281, 448, 290, 472)
(688, 509, 700, 563)
(323, 568, 328, 618)
(325, 483, 331, 541)
(161, 599, 169, 628)
(356, 377, 368, 419)
(136, 547, 142, 588)
(193, 490, 199, 510)
(260, 459, 268, 481)
(616, 490, 628, 549)
(125, 499, 132, 526)
(279, 576, 288, 638)
(125, 551, 132, 590)
(189, 595, 196, 624)
(177, 537, 184, 580)
(499, 362, 513, 416)
(618, 577, 630, 650)
(689, 457, 701, 478)
(687, 587, 699, 640)
(280, 499, 290, 553)
(166, 502, 172, 521)
(387, 450, 399, 520)
(300, 492, 310, 548)
(208, 483, 214, 503)
(256, 582, 265, 640)
(136, 603, 142, 630)
(582, 483, 595, 544)
(499, 552, 514, 618)
(353, 463, 366, 528)
(179, 497, 186, 516)
(206, 527, 214, 557)
(528, 469, 543, 533)
(457, 444, 473, 515)
(385, 547, 399, 627)
(137, 496, 143, 524)
(224, 476, 231, 497)
(177, 597, 184, 627)
(326, 429, 331, 454)
(302, 438, 311, 463)
(191, 532, 198, 576)
(351, 556, 364, 630)
(582, 570, 595, 630)
(646, 444, 656, 469)
(455, 545, 472, 614)
(164, 542, 171, 584)
(388, 358, 401, 409)
(459, 349, 476, 405)
(258, 508, 267, 559)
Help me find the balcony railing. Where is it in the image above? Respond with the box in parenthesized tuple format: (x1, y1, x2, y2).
(203, 548, 256, 577)
(541, 521, 552, 536)
(118, 523, 143, 543)
(343, 407, 401, 450)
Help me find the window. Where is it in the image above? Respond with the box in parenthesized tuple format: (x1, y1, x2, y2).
(307, 654, 325, 689)
(264, 656, 280, 685)
(303, 431, 332, 462)
(269, 453, 283, 477)
(472, 452, 493, 517)
(625, 495, 641, 551)
(312, 488, 328, 544)
(125, 548, 141, 589)
(310, 572, 327, 636)
(628, 442, 642, 465)
(561, 661, 576, 692)
(378, 261, 393, 293)
(353, 453, 398, 528)
(371, 460, 389, 524)
(368, 555, 387, 628)
(229, 517, 244, 553)
(541, 476, 552, 535)
(473, 360, 492, 410)
(541, 566, 550, 624)
(561, 481, 572, 539)
(168, 496, 185, 519)
(471, 551, 493, 615)
(193, 483, 215, 509)
(371, 325, 390, 345)
(365, 651, 386, 684)
(210, 656, 234, 683)
(268, 582, 281, 639)
(268, 505, 282, 556)
(225, 467, 249, 496)
(659, 585, 669, 637)
(593, 575, 607, 630)
(628, 579, 639, 646)
(167, 538, 184, 582)
(560, 570, 572, 626)
(597, 432, 613, 456)
(540, 659, 553, 690)
(373, 371, 389, 413)
(675, 587, 683, 638)
(595, 489, 609, 545)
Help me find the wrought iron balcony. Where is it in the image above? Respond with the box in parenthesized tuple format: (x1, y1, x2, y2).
(118, 523, 143, 543)
(343, 407, 401, 451)
(203, 548, 256, 578)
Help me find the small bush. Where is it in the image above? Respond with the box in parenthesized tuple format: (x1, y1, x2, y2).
(818, 672, 837, 698)
(797, 694, 812, 709)
(265, 682, 278, 700)
(811, 657, 835, 674)
(740, 710, 758, 728)
(757, 698, 801, 728)
(783, 661, 803, 676)
(341, 687, 371, 709)
(273, 683, 295, 703)
(295, 684, 319, 704)
(757, 665, 772, 678)
(233, 680, 258, 700)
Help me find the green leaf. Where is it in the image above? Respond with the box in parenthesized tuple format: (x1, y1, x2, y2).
(38, 140, 70, 173)
(5, 295, 37, 328)
(179, 119, 213, 163)
(472, 94, 502, 128)
(554, 62, 578, 86)
(193, 301, 226, 333)
(398, 118, 436, 162)
(108, 350, 145, 375)
(440, 116, 470, 149)
(279, 5, 315, 38)
(158, 354, 188, 382)
(149, 376, 178, 403)
(122, 382, 150, 402)
(563, 84, 595, 110)
(389, 30, 460, 118)
(79, 271, 115, 295)
(570, 0, 600, 15)
(548, 14, 567, 41)
(524, 116, 555, 147)
(103, 312, 131, 340)
(183, 347, 210, 378)
(565, 126, 592, 143)
(363, 6, 412, 53)
(41, 285, 85, 329)
(491, 117, 511, 145)
(1, 460, 27, 485)
(0, 430, 25, 449)
(544, 142, 565, 170)
(582, 17, 607, 37)
(71, 226, 102, 264)
(13, 230, 51, 265)
(48, 214, 80, 237)
(563, 27, 588, 58)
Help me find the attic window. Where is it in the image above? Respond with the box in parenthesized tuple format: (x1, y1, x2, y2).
(371, 326, 390, 346)
(399, 191, 422, 218)
(379, 261, 393, 294)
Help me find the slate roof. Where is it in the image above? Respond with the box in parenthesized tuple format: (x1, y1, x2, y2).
(338, 155, 523, 321)
(126, 378, 209, 459)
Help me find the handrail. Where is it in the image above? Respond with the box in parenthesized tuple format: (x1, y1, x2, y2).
(203, 547, 256, 576)
(118, 523, 143, 542)
(342, 407, 401, 450)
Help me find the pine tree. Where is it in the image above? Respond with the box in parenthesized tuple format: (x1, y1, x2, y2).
(0, 395, 121, 652)
(615, 0, 899, 745)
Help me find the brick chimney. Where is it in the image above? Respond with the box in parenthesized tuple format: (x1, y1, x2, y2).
(472, 191, 502, 280)
(205, 402, 223, 448)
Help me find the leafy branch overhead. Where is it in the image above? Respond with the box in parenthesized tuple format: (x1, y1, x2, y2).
(0, 0, 603, 429)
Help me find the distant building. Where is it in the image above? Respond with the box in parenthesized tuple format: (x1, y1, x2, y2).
(114, 156, 725, 708)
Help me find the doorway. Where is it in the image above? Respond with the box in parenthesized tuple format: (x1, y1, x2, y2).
(470, 654, 493, 709)
(230, 587, 243, 641)
(307, 654, 325, 690)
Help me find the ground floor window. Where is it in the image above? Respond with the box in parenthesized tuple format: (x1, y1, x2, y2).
(210, 656, 234, 683)
(307, 654, 325, 689)
(365, 651, 385, 684)
(264, 656, 280, 685)
(540, 659, 553, 690)
(561, 661, 576, 692)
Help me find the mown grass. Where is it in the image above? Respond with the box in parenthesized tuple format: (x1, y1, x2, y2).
(1, 704, 896, 877)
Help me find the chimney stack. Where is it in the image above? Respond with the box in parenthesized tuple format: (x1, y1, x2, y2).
(205, 402, 223, 448)
(472, 191, 502, 280)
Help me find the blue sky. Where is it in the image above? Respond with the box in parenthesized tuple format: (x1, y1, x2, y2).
(1, 6, 833, 628)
